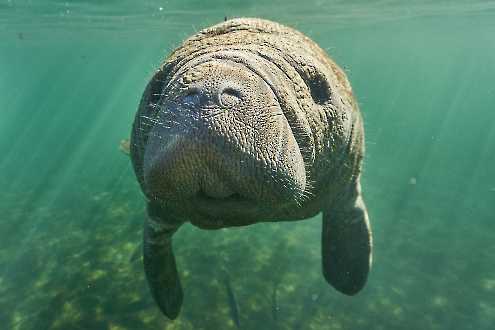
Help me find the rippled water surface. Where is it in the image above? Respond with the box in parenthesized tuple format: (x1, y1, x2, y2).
(1, 1, 495, 329)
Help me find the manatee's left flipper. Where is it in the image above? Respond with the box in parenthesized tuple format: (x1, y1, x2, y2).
(143, 203, 184, 319)
(119, 138, 130, 155)
(321, 181, 372, 295)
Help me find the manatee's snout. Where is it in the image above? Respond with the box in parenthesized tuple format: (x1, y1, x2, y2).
(142, 60, 307, 210)
(143, 131, 239, 202)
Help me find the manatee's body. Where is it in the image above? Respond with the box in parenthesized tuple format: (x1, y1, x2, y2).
(130, 18, 372, 319)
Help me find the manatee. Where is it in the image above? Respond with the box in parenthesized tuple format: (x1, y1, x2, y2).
(129, 17, 372, 319)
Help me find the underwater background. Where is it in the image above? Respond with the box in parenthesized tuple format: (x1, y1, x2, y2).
(1, 0, 494, 329)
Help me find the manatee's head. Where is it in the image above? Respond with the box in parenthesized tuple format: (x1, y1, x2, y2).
(133, 57, 308, 228)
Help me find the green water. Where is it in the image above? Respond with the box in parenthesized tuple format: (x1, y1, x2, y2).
(1, 1, 494, 329)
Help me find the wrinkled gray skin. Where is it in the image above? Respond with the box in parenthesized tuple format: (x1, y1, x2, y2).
(130, 18, 372, 319)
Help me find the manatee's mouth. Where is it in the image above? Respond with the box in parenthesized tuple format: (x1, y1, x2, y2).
(188, 189, 270, 229)
(196, 190, 244, 202)
(193, 190, 256, 209)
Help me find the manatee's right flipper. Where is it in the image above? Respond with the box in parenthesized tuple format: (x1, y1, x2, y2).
(143, 203, 183, 319)
(321, 181, 372, 295)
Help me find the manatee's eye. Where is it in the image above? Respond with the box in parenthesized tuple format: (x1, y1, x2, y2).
(219, 87, 242, 107)
(301, 70, 331, 105)
(183, 88, 201, 105)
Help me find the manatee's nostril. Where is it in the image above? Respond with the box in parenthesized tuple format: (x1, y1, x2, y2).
(221, 87, 241, 97)
(219, 87, 242, 107)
